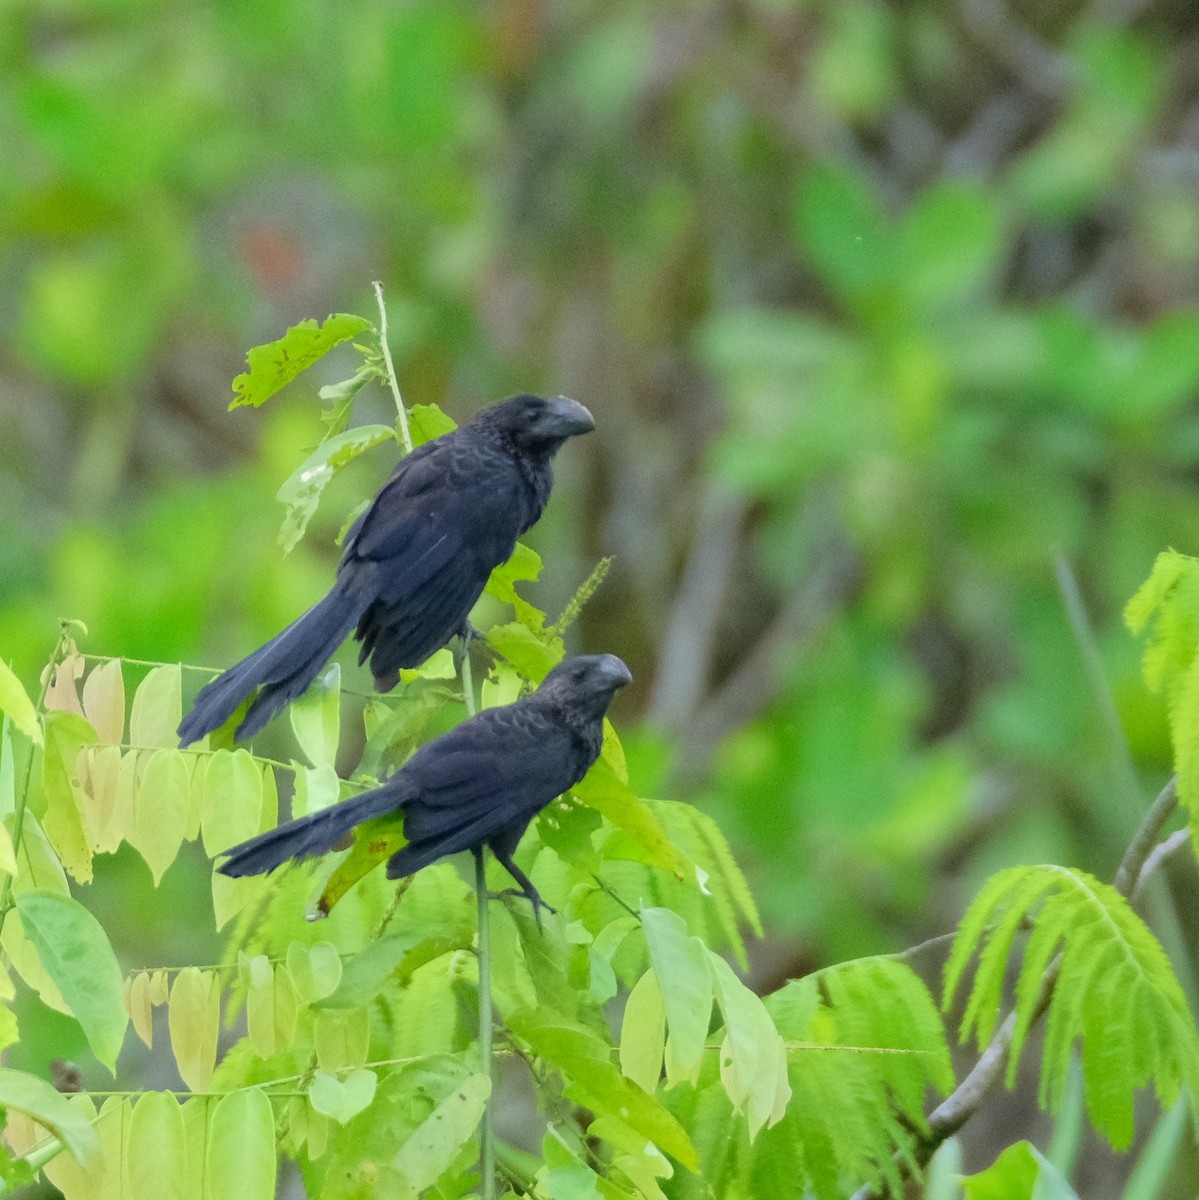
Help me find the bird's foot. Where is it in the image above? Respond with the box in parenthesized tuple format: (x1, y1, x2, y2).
(488, 887, 558, 929)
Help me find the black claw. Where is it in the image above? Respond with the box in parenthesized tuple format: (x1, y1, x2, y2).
(488, 887, 557, 929)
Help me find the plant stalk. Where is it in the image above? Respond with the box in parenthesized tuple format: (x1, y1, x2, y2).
(475, 845, 496, 1200)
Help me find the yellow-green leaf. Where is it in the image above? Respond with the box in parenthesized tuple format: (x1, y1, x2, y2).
(0, 660, 41, 744)
(205, 1088, 276, 1200)
(126, 1092, 187, 1200)
(130, 749, 189, 884)
(168, 967, 220, 1091)
(40, 711, 97, 882)
(129, 665, 182, 750)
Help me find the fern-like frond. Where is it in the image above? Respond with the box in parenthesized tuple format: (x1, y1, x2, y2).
(945, 864, 1199, 1148)
(1124, 549, 1189, 635)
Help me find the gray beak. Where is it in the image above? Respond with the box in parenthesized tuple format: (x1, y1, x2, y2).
(543, 395, 596, 438)
(597, 654, 633, 689)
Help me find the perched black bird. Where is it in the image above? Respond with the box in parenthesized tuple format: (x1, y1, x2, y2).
(217, 654, 633, 917)
(178, 394, 595, 746)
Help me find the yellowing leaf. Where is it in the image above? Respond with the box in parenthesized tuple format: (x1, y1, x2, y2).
(247, 960, 298, 1059)
(129, 665, 182, 750)
(77, 745, 124, 854)
(620, 968, 666, 1095)
(0, 660, 42, 744)
(131, 749, 189, 884)
(168, 968, 220, 1091)
(81, 659, 125, 746)
(40, 711, 97, 882)
(127, 971, 154, 1049)
(43, 647, 84, 716)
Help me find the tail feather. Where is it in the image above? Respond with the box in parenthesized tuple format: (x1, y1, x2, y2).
(218, 777, 414, 877)
(178, 585, 366, 746)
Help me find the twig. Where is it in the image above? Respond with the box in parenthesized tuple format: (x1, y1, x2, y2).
(1132, 828, 1191, 904)
(372, 281, 412, 454)
(0, 625, 72, 934)
(475, 847, 496, 1200)
(1114, 776, 1178, 897)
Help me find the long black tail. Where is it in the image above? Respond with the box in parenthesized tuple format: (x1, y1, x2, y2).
(178, 583, 368, 746)
(218, 776, 415, 876)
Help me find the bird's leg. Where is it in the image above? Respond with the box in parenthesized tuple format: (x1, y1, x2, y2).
(489, 851, 557, 929)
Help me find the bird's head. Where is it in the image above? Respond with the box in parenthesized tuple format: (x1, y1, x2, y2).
(476, 394, 595, 457)
(534, 653, 632, 721)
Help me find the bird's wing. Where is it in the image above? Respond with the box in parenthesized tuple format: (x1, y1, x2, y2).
(399, 705, 581, 844)
(346, 435, 522, 569)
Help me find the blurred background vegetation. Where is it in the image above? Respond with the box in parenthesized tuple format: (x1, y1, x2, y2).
(4, 0, 1199, 1192)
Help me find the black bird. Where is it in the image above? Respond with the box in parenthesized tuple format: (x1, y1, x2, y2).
(178, 394, 595, 745)
(217, 654, 633, 918)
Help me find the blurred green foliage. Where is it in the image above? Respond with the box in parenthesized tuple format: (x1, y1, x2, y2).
(4, 0, 1199, 1190)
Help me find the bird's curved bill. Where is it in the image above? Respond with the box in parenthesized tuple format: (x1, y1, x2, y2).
(545, 395, 596, 436)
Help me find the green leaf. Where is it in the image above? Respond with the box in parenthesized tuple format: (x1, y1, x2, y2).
(961, 1141, 1080, 1200)
(14, 890, 127, 1071)
(485, 621, 564, 682)
(708, 952, 791, 1139)
(0, 662, 41, 745)
(391, 1071, 490, 1190)
(126, 1091, 187, 1200)
(640, 907, 712, 1086)
(574, 757, 687, 880)
(230, 314, 372, 410)
(287, 941, 344, 1005)
(276, 424, 395, 553)
(316, 923, 471, 1011)
(485, 541, 547, 631)
(945, 865, 1199, 1148)
(289, 664, 341, 769)
(0, 1067, 98, 1163)
(407, 403, 458, 445)
(793, 164, 893, 307)
(308, 1068, 378, 1126)
(509, 1006, 699, 1171)
(205, 1088, 276, 1200)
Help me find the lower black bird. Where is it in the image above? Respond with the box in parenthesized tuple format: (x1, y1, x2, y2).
(177, 394, 595, 746)
(217, 654, 632, 918)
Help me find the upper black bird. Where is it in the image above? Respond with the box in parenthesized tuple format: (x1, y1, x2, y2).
(178, 394, 595, 746)
(217, 653, 633, 917)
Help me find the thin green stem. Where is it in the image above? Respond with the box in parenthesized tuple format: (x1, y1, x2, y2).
(0, 625, 72, 934)
(475, 846, 496, 1200)
(372, 281, 412, 454)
